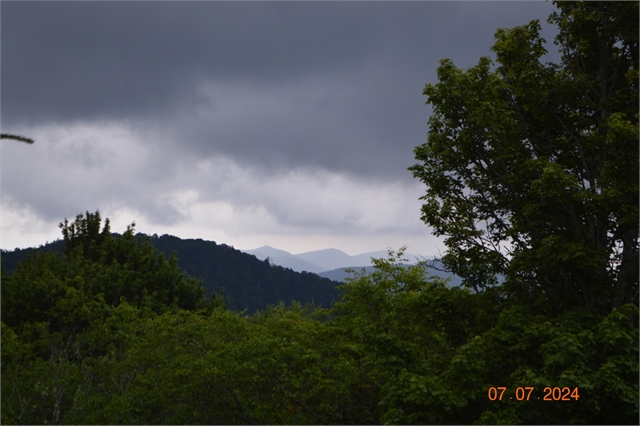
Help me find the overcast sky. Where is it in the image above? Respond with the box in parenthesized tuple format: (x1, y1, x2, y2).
(1, 1, 559, 256)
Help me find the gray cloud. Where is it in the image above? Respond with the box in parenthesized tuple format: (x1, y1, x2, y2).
(2, 1, 558, 180)
(1, 1, 561, 252)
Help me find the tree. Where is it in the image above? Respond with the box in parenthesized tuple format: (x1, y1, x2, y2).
(1, 211, 219, 424)
(325, 251, 638, 424)
(84, 302, 381, 425)
(56, 211, 212, 312)
(409, 1, 638, 315)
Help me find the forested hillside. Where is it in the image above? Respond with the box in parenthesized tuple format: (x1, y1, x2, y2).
(147, 233, 341, 313)
(2, 2, 638, 424)
(1, 240, 65, 275)
(2, 233, 342, 314)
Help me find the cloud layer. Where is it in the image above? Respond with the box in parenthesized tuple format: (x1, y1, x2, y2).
(1, 1, 559, 254)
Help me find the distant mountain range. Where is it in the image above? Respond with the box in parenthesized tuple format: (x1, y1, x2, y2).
(241, 246, 423, 274)
(242, 246, 466, 286)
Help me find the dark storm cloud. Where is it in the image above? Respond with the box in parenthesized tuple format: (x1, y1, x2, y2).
(2, 1, 558, 180)
(3, 1, 399, 123)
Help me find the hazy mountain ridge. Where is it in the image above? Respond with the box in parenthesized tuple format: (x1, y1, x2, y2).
(242, 246, 420, 273)
(244, 246, 326, 273)
(242, 245, 466, 287)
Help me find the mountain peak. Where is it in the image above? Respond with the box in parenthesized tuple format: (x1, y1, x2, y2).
(295, 248, 350, 256)
(240, 246, 418, 273)
(245, 246, 294, 257)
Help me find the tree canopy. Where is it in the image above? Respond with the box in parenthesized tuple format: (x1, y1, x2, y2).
(409, 1, 638, 316)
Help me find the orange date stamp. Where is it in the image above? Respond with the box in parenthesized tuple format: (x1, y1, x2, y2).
(488, 386, 580, 401)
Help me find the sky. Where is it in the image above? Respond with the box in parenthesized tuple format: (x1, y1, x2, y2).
(1, 0, 560, 257)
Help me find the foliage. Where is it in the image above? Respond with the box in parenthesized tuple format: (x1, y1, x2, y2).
(2, 3, 638, 424)
(0, 211, 346, 424)
(2, 241, 637, 424)
(408, 1, 639, 315)
(89, 303, 380, 425)
(319, 252, 637, 425)
(3, 211, 211, 325)
(1, 211, 217, 424)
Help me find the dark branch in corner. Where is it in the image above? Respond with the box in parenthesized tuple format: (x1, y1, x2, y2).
(1, 134, 34, 144)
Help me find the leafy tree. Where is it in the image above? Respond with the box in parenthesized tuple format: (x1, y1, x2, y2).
(379, 300, 638, 425)
(329, 249, 501, 424)
(409, 1, 638, 315)
(3, 211, 213, 331)
(1, 211, 222, 424)
(57, 211, 214, 312)
(324, 248, 638, 424)
(400, 2, 639, 423)
(84, 302, 380, 425)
